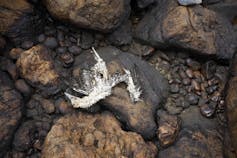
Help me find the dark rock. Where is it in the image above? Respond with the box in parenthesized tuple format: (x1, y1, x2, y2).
(191, 79, 201, 91)
(136, 0, 155, 8)
(186, 93, 199, 105)
(13, 120, 51, 152)
(0, 35, 6, 50)
(160, 106, 223, 157)
(59, 52, 74, 67)
(170, 84, 179, 93)
(0, 0, 44, 45)
(182, 78, 191, 85)
(68, 45, 81, 55)
(15, 79, 32, 96)
(107, 21, 132, 46)
(9, 48, 24, 60)
(21, 41, 34, 50)
(203, 0, 221, 4)
(55, 98, 73, 114)
(159, 127, 224, 158)
(186, 58, 201, 71)
(157, 110, 181, 147)
(72, 46, 168, 139)
(43, 37, 58, 49)
(208, 1, 237, 23)
(56, 47, 67, 54)
(43, 0, 131, 32)
(0, 57, 18, 80)
(16, 45, 61, 95)
(37, 34, 46, 43)
(201, 61, 216, 79)
(199, 103, 216, 118)
(128, 41, 155, 56)
(41, 112, 157, 158)
(0, 71, 23, 157)
(135, 0, 236, 59)
(79, 31, 94, 49)
(225, 54, 237, 155)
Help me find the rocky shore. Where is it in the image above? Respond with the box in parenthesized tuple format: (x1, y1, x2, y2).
(0, 0, 236, 158)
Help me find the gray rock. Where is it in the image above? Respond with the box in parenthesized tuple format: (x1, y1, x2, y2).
(107, 21, 132, 46)
(71, 46, 169, 139)
(135, 0, 236, 59)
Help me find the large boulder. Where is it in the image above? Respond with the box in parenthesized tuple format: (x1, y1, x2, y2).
(70, 46, 168, 139)
(43, 0, 130, 32)
(0, 0, 44, 44)
(225, 54, 237, 156)
(41, 112, 158, 158)
(0, 71, 23, 157)
(16, 45, 61, 95)
(135, 0, 236, 59)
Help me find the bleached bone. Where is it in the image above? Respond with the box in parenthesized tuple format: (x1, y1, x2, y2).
(64, 47, 142, 108)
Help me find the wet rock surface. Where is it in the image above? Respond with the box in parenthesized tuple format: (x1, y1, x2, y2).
(41, 112, 158, 158)
(0, 71, 23, 157)
(72, 46, 168, 139)
(43, 0, 131, 32)
(16, 45, 61, 95)
(0, 0, 235, 157)
(135, 0, 236, 59)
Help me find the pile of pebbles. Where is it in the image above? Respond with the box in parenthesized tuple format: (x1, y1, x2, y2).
(149, 51, 228, 122)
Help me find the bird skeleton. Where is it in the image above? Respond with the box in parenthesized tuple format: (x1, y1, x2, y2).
(64, 47, 142, 108)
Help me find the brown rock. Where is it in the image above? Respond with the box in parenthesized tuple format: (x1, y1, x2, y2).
(43, 0, 130, 32)
(16, 45, 60, 95)
(159, 128, 223, 158)
(135, 0, 236, 59)
(157, 111, 181, 147)
(0, 71, 23, 157)
(225, 54, 237, 155)
(41, 112, 157, 158)
(13, 120, 51, 152)
(9, 48, 24, 60)
(0, 0, 44, 44)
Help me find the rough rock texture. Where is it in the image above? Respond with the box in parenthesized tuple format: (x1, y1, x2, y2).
(208, 1, 237, 23)
(13, 120, 51, 152)
(135, 0, 236, 59)
(159, 128, 223, 158)
(16, 45, 60, 95)
(159, 106, 224, 158)
(107, 21, 132, 46)
(71, 46, 168, 139)
(43, 0, 131, 32)
(0, 0, 44, 44)
(157, 110, 181, 147)
(136, 0, 155, 8)
(225, 54, 237, 156)
(41, 112, 157, 158)
(0, 71, 23, 157)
